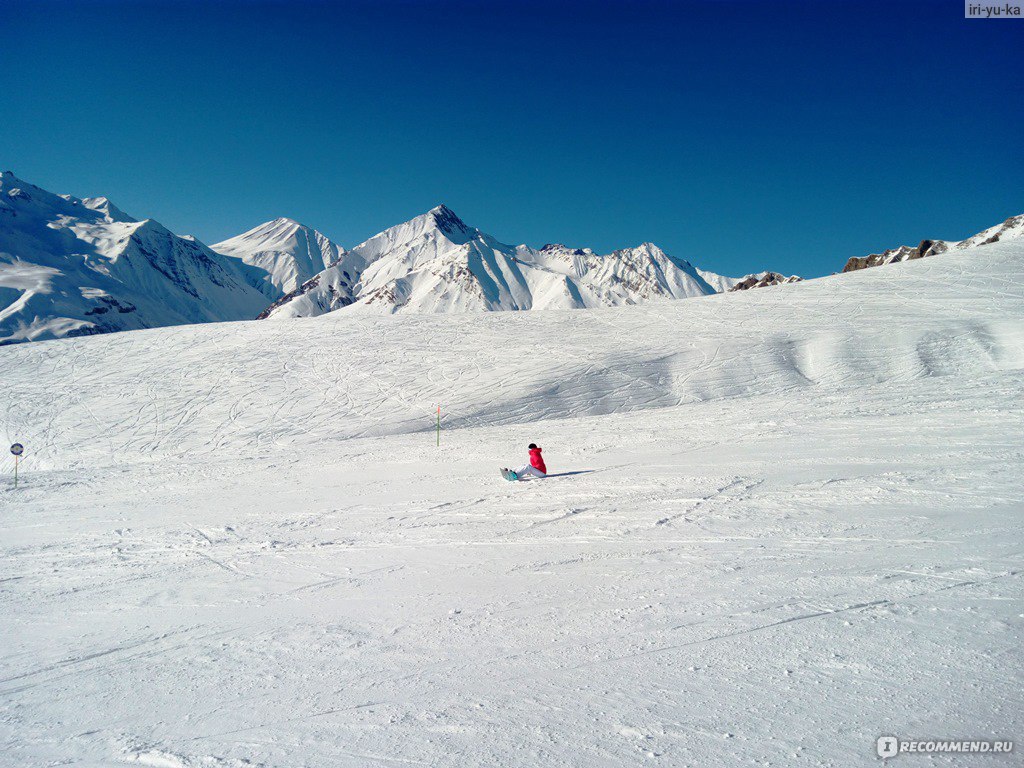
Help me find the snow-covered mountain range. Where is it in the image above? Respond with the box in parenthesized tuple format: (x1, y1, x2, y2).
(0, 174, 769, 343)
(3, 171, 1019, 345)
(842, 214, 1024, 273)
(0, 171, 268, 344)
(262, 205, 739, 319)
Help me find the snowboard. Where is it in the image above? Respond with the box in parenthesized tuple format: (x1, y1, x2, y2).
(500, 468, 519, 482)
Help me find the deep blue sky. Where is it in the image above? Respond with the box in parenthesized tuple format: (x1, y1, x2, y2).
(1, 0, 1020, 277)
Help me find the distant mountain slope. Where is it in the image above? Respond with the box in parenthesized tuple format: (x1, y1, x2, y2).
(842, 214, 1024, 273)
(211, 217, 346, 299)
(0, 172, 268, 345)
(695, 268, 746, 293)
(264, 205, 743, 319)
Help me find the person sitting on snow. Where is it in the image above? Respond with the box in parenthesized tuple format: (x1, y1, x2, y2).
(505, 443, 547, 480)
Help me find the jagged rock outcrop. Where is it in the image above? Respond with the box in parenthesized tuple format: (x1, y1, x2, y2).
(841, 214, 1024, 274)
(728, 272, 803, 291)
(842, 239, 950, 273)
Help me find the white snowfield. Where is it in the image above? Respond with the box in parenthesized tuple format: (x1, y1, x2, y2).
(1, 242, 1023, 766)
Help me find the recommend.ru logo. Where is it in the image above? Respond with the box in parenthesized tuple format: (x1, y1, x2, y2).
(877, 735, 1014, 759)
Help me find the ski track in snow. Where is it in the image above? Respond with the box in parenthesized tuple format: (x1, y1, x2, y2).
(1, 243, 1023, 766)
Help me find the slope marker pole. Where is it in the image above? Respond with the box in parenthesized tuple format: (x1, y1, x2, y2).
(10, 443, 24, 490)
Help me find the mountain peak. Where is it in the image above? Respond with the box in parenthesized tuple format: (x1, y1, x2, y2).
(210, 216, 346, 300)
(221, 217, 314, 244)
(0, 170, 29, 187)
(83, 196, 137, 223)
(540, 243, 592, 256)
(428, 204, 470, 237)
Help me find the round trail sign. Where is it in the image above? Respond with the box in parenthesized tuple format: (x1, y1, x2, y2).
(10, 443, 23, 456)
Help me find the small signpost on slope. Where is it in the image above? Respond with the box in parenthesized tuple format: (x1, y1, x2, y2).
(10, 443, 24, 489)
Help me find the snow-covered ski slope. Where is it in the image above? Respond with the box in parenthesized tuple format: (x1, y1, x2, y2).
(1, 242, 1023, 767)
(2, 240, 1022, 472)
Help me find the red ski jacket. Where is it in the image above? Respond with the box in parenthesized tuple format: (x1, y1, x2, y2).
(529, 447, 547, 474)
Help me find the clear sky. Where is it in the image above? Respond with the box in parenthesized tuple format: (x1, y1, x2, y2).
(1, 0, 1020, 278)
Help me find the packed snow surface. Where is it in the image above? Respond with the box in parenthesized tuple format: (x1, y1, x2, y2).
(1, 242, 1023, 766)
